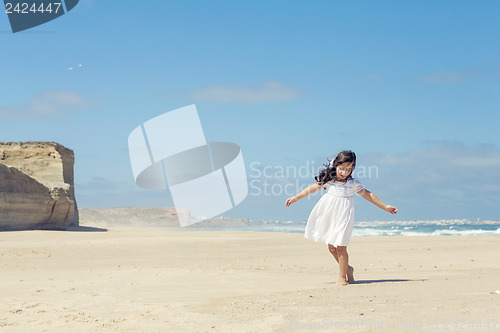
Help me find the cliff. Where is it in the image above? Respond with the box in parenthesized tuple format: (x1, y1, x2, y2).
(0, 142, 78, 230)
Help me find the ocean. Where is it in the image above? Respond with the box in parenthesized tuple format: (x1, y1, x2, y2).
(351, 221, 500, 237)
(189, 220, 500, 236)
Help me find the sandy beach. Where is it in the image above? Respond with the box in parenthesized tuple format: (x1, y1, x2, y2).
(1, 225, 499, 332)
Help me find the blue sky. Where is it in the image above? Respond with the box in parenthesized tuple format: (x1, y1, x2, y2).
(1, 1, 499, 222)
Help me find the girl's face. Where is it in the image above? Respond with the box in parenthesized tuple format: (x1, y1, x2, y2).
(336, 162, 353, 180)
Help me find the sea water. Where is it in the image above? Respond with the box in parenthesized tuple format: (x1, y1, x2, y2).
(189, 220, 500, 236)
(351, 222, 500, 237)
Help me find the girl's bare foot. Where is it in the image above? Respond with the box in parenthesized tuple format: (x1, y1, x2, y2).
(336, 278, 348, 286)
(347, 265, 355, 283)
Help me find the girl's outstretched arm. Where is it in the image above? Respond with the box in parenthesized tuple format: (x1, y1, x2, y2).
(285, 183, 323, 206)
(357, 189, 398, 214)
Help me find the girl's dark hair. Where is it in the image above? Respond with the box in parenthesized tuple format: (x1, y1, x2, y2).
(315, 150, 357, 186)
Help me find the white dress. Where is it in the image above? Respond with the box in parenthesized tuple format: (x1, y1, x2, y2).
(304, 178, 364, 247)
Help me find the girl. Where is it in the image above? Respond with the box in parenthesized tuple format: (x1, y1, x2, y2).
(285, 150, 397, 286)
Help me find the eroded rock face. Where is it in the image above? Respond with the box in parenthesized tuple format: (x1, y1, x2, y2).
(0, 142, 78, 230)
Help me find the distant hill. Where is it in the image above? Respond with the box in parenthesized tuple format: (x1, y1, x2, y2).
(79, 207, 259, 229)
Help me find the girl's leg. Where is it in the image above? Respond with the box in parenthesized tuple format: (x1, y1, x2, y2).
(328, 244, 355, 283)
(336, 246, 349, 286)
(328, 244, 339, 262)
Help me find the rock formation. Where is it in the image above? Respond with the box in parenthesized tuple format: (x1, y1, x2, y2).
(0, 142, 78, 230)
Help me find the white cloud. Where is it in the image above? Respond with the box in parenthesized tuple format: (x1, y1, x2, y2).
(363, 142, 500, 198)
(76, 177, 175, 208)
(355, 142, 500, 220)
(370, 142, 500, 169)
(0, 90, 90, 118)
(187, 81, 302, 103)
(421, 70, 477, 84)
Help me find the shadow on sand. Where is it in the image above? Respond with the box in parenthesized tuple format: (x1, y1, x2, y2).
(0, 226, 108, 232)
(351, 278, 425, 284)
(326, 278, 426, 286)
(65, 225, 108, 232)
